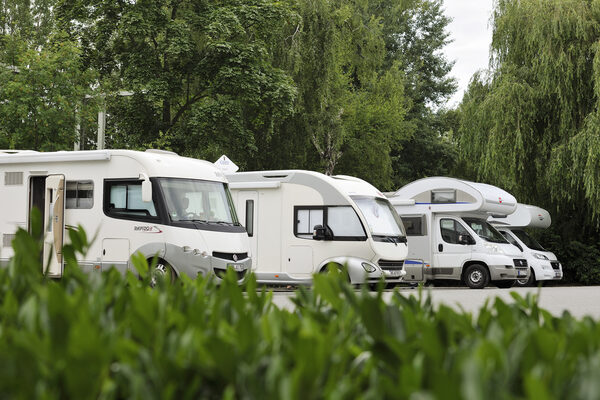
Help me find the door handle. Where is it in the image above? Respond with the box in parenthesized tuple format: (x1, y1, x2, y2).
(438, 244, 443, 252)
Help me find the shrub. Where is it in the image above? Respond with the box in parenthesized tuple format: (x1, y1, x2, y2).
(0, 226, 599, 399)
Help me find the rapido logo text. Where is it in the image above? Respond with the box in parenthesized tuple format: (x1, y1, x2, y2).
(134, 225, 163, 233)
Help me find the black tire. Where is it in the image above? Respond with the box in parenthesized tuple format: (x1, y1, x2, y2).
(149, 259, 176, 286)
(495, 280, 516, 289)
(464, 264, 490, 289)
(514, 267, 535, 287)
(320, 263, 351, 283)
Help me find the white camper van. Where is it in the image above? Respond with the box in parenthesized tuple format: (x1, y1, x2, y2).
(489, 204, 563, 286)
(388, 177, 529, 289)
(227, 170, 408, 285)
(0, 150, 251, 281)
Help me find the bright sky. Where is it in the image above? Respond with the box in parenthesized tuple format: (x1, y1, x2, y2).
(442, 0, 495, 108)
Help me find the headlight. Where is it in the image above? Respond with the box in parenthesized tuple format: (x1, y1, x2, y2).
(361, 262, 377, 273)
(533, 253, 549, 260)
(484, 243, 505, 254)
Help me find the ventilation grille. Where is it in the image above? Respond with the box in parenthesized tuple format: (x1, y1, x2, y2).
(4, 172, 23, 185)
(2, 234, 16, 248)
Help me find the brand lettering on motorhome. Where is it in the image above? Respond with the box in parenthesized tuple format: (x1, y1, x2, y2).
(134, 225, 163, 233)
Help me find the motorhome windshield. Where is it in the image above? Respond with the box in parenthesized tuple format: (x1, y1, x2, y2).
(352, 196, 406, 240)
(158, 178, 239, 224)
(511, 229, 546, 251)
(462, 217, 508, 244)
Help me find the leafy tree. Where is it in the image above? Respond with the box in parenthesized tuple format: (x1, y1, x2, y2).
(457, 0, 600, 236)
(0, 0, 95, 151)
(370, 0, 457, 189)
(57, 0, 298, 169)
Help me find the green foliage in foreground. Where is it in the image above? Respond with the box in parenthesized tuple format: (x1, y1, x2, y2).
(2, 228, 600, 399)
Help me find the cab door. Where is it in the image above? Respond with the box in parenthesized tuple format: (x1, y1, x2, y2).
(43, 175, 65, 278)
(433, 216, 473, 279)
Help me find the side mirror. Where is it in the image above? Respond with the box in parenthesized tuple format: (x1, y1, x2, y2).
(459, 234, 474, 245)
(313, 225, 333, 241)
(139, 173, 152, 202)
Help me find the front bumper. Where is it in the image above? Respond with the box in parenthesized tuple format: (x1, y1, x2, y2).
(164, 244, 251, 282)
(489, 259, 528, 281)
(534, 260, 563, 281)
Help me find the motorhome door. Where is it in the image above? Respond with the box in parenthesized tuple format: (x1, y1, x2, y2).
(43, 175, 65, 278)
(236, 191, 258, 269)
(433, 216, 472, 279)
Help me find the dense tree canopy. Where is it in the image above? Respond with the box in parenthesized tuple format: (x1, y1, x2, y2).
(1, 0, 456, 191)
(457, 0, 600, 236)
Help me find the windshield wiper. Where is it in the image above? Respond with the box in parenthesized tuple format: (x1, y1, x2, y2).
(375, 235, 407, 245)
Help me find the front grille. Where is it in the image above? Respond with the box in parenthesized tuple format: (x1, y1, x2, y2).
(378, 259, 404, 270)
(551, 261, 560, 270)
(214, 267, 247, 281)
(212, 252, 249, 261)
(513, 259, 528, 268)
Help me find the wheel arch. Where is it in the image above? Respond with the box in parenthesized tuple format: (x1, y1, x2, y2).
(461, 260, 490, 282)
(128, 242, 181, 278)
(317, 256, 373, 284)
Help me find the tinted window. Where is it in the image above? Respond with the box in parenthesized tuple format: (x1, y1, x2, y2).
(440, 218, 471, 244)
(66, 180, 93, 209)
(105, 181, 158, 219)
(401, 216, 426, 236)
(296, 208, 324, 236)
(246, 200, 254, 237)
(294, 206, 366, 240)
(512, 229, 546, 251)
(463, 217, 507, 243)
(431, 189, 456, 203)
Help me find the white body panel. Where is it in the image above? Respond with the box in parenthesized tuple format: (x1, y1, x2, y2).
(389, 177, 529, 286)
(228, 170, 408, 285)
(490, 203, 563, 283)
(0, 150, 251, 280)
(488, 203, 551, 228)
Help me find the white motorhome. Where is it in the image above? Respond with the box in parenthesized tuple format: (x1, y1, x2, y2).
(227, 170, 408, 285)
(388, 177, 529, 289)
(489, 203, 563, 286)
(0, 150, 251, 281)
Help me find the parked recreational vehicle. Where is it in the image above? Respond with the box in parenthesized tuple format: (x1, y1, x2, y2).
(0, 150, 251, 281)
(489, 204, 563, 286)
(388, 177, 529, 288)
(227, 170, 408, 285)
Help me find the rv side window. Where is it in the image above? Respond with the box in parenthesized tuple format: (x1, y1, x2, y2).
(401, 216, 426, 236)
(66, 180, 94, 209)
(105, 181, 158, 219)
(440, 218, 470, 244)
(246, 200, 254, 237)
(431, 189, 456, 203)
(294, 206, 366, 240)
(296, 208, 324, 237)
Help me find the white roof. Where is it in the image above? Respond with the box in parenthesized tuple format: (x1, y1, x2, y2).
(227, 170, 386, 204)
(389, 176, 517, 216)
(0, 149, 227, 182)
(488, 203, 551, 228)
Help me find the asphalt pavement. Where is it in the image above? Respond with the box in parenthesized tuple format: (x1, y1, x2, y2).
(270, 285, 600, 319)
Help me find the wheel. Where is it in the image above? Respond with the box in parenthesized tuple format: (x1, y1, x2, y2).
(464, 264, 490, 289)
(495, 280, 516, 289)
(149, 259, 175, 287)
(514, 267, 535, 287)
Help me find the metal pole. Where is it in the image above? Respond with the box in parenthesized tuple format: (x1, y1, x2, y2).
(74, 105, 81, 151)
(97, 103, 106, 150)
